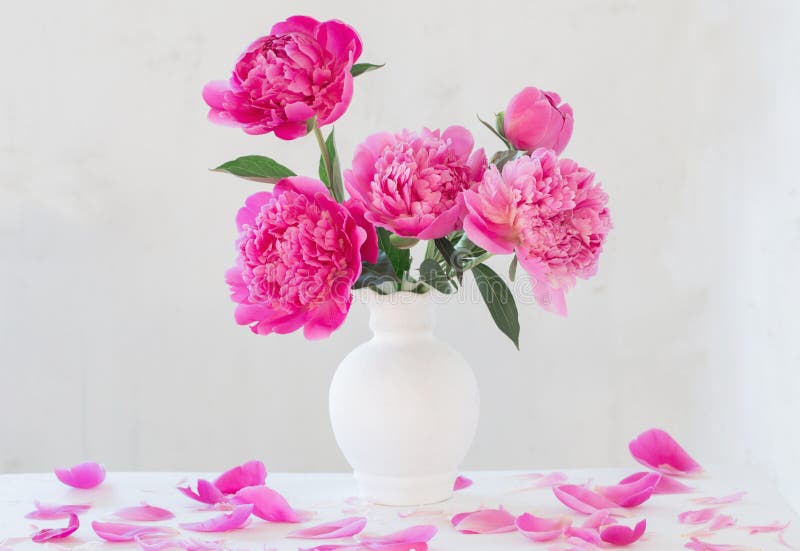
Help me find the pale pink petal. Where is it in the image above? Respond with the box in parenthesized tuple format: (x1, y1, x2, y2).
(397, 509, 444, 519)
(693, 491, 747, 505)
(178, 480, 226, 505)
(358, 524, 437, 544)
(600, 519, 647, 546)
(708, 514, 736, 531)
(213, 460, 267, 494)
(179, 539, 227, 551)
(54, 461, 106, 489)
(31, 513, 79, 542)
(629, 428, 703, 476)
(779, 531, 800, 550)
(619, 472, 694, 494)
(179, 504, 253, 532)
(565, 525, 603, 545)
(25, 501, 91, 520)
(93, 521, 179, 542)
(232, 485, 310, 523)
(114, 504, 175, 521)
(553, 485, 620, 514)
(685, 537, 758, 550)
(135, 533, 180, 551)
(453, 476, 473, 491)
(582, 510, 616, 529)
(516, 513, 570, 542)
(300, 545, 427, 551)
(451, 509, 516, 534)
(519, 471, 569, 489)
(287, 517, 367, 539)
(679, 508, 718, 525)
(742, 521, 790, 534)
(596, 472, 661, 507)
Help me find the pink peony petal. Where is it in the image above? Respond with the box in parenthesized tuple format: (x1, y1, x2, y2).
(288, 517, 367, 539)
(232, 485, 309, 523)
(178, 479, 227, 505)
(693, 491, 747, 505)
(596, 472, 661, 507)
(582, 509, 617, 529)
(179, 504, 253, 532)
(679, 508, 718, 525)
(515, 513, 570, 542)
(451, 508, 516, 534)
(565, 525, 603, 545)
(31, 513, 79, 542)
(213, 460, 267, 494)
(300, 545, 427, 551)
(54, 461, 106, 489)
(358, 525, 437, 545)
(600, 519, 647, 546)
(708, 514, 736, 531)
(553, 485, 620, 514)
(684, 538, 757, 550)
(518, 471, 569, 489)
(629, 428, 703, 476)
(93, 521, 179, 542)
(742, 521, 790, 534)
(453, 476, 473, 491)
(135, 533, 180, 551)
(619, 471, 694, 494)
(25, 501, 91, 520)
(114, 504, 175, 521)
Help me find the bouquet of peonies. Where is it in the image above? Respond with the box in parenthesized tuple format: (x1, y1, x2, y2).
(204, 15, 611, 347)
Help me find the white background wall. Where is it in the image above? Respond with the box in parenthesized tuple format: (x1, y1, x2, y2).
(1, 0, 798, 510)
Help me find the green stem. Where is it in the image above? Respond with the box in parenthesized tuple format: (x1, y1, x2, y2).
(313, 124, 344, 202)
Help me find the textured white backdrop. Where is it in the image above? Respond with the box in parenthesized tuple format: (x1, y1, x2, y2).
(1, 1, 798, 510)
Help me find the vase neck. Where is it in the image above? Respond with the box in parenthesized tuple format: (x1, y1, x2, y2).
(365, 291, 436, 336)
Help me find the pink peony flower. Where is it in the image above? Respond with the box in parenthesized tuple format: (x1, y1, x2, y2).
(226, 177, 376, 339)
(463, 149, 611, 315)
(203, 16, 362, 139)
(344, 126, 486, 239)
(504, 87, 574, 154)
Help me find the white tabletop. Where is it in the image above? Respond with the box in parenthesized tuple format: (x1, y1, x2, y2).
(1, 469, 797, 550)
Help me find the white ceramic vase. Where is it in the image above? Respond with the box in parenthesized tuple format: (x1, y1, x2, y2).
(329, 290, 480, 506)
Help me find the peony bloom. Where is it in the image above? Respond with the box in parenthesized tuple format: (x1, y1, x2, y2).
(504, 87, 574, 154)
(226, 177, 376, 339)
(203, 16, 362, 139)
(463, 149, 611, 315)
(344, 126, 486, 239)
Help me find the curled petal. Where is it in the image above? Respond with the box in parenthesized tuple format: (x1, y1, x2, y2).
(179, 504, 253, 532)
(515, 513, 570, 542)
(679, 508, 718, 525)
(565, 525, 603, 545)
(232, 485, 310, 523)
(596, 472, 661, 507)
(178, 479, 226, 505)
(619, 471, 694, 494)
(213, 460, 267, 494)
(25, 501, 91, 520)
(629, 428, 703, 476)
(288, 517, 367, 539)
(93, 521, 179, 542)
(54, 461, 106, 489)
(358, 525, 437, 544)
(114, 504, 175, 521)
(600, 519, 647, 546)
(553, 485, 619, 514)
(31, 513, 79, 542)
(693, 491, 747, 505)
(582, 510, 616, 529)
(453, 476, 473, 491)
(451, 508, 516, 534)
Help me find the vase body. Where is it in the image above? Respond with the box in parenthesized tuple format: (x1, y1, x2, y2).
(329, 291, 480, 506)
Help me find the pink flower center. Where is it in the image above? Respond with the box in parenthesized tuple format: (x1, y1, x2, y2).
(238, 191, 353, 309)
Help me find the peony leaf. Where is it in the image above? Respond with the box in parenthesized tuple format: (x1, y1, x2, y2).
(434, 237, 463, 284)
(509, 255, 518, 281)
(213, 156, 296, 183)
(317, 128, 344, 202)
(350, 63, 385, 77)
(477, 114, 511, 149)
(377, 228, 411, 278)
(419, 259, 455, 294)
(354, 252, 399, 294)
(472, 263, 520, 348)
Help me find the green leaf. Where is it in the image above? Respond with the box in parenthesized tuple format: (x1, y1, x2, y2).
(477, 114, 511, 149)
(389, 235, 419, 249)
(509, 255, 518, 282)
(472, 263, 520, 349)
(376, 228, 411, 278)
(419, 258, 455, 294)
(491, 149, 521, 171)
(353, 252, 399, 294)
(351, 63, 385, 77)
(495, 111, 506, 137)
(318, 155, 329, 186)
(434, 237, 464, 284)
(317, 128, 343, 201)
(213, 156, 296, 183)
